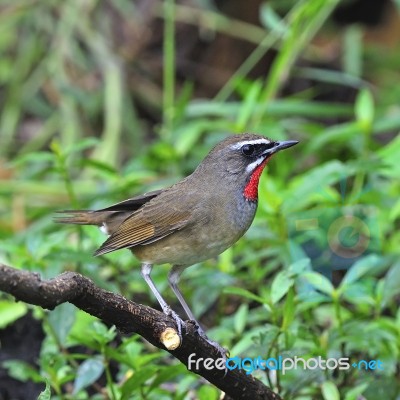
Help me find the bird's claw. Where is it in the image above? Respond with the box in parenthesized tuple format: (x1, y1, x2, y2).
(192, 320, 229, 359)
(164, 306, 185, 342)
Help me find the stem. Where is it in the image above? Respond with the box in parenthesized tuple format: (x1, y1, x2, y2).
(52, 142, 78, 209)
(215, 29, 282, 102)
(103, 346, 117, 400)
(162, 0, 176, 139)
(265, 331, 282, 392)
(333, 293, 343, 329)
(253, 0, 340, 127)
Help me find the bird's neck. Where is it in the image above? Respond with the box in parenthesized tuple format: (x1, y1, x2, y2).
(243, 158, 269, 201)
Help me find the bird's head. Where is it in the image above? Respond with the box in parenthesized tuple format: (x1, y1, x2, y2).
(195, 133, 299, 201)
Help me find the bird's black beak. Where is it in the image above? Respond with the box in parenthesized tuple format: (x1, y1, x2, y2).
(275, 140, 299, 151)
(264, 140, 299, 156)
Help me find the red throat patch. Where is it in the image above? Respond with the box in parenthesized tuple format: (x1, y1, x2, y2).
(243, 158, 270, 201)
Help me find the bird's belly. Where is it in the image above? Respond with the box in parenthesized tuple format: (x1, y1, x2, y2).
(132, 228, 234, 265)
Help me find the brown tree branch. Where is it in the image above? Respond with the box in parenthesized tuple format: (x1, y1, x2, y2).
(0, 263, 282, 400)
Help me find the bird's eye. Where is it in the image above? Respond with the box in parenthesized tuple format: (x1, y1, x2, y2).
(241, 144, 255, 156)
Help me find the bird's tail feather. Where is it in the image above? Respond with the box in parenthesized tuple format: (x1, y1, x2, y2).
(54, 210, 103, 226)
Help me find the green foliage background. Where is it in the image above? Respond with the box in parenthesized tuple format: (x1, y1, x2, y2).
(0, 0, 400, 399)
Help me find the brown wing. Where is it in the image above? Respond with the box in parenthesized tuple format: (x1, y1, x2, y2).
(94, 198, 192, 256)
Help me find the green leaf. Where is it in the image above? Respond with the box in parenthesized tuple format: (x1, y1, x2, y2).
(340, 254, 382, 288)
(236, 80, 262, 130)
(301, 272, 334, 296)
(271, 270, 294, 304)
(234, 304, 249, 335)
(260, 3, 287, 33)
(64, 137, 99, 156)
(0, 301, 27, 328)
(223, 286, 268, 305)
(121, 366, 159, 399)
(381, 261, 400, 307)
(48, 302, 76, 344)
(73, 357, 104, 394)
(344, 383, 369, 400)
(288, 258, 311, 276)
(149, 363, 187, 391)
(80, 159, 118, 176)
(343, 25, 362, 77)
(282, 161, 354, 212)
(377, 133, 400, 178)
(282, 287, 295, 330)
(198, 384, 219, 400)
(174, 80, 194, 123)
(230, 326, 269, 355)
(186, 100, 352, 119)
(173, 120, 209, 156)
(389, 198, 400, 222)
(306, 121, 361, 153)
(355, 88, 374, 131)
(37, 380, 51, 400)
(2, 360, 43, 383)
(11, 151, 55, 167)
(91, 321, 117, 345)
(321, 381, 340, 400)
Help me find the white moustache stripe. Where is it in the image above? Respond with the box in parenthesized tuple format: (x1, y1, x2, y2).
(229, 138, 271, 150)
(246, 157, 265, 173)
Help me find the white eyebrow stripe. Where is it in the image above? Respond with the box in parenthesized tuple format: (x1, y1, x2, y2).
(229, 138, 271, 150)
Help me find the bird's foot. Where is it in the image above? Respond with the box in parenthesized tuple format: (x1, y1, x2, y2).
(163, 306, 185, 341)
(192, 321, 229, 359)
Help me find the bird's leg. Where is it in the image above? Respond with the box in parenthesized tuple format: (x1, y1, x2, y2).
(168, 265, 228, 358)
(141, 263, 184, 338)
(168, 265, 197, 321)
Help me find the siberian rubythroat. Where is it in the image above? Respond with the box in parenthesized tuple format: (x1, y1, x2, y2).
(56, 133, 298, 349)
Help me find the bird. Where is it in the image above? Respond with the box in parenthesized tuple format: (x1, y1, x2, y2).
(56, 133, 298, 353)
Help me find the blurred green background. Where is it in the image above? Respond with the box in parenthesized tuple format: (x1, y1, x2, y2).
(0, 0, 400, 399)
